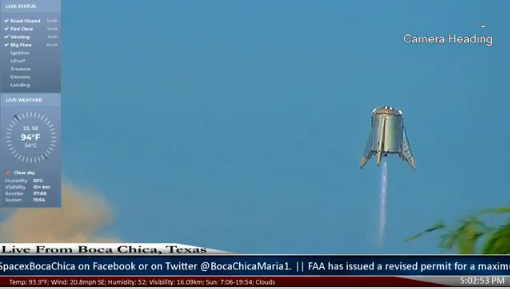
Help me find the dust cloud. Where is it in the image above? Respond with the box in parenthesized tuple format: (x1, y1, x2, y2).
(0, 182, 118, 242)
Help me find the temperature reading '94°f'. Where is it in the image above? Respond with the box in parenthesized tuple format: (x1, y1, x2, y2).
(21, 134, 41, 141)
(6, 112, 57, 163)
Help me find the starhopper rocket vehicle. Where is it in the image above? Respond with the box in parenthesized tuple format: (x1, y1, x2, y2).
(360, 106, 416, 170)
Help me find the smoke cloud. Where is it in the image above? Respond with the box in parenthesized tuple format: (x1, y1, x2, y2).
(0, 182, 118, 242)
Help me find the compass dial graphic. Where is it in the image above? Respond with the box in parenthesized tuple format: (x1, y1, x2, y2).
(5, 112, 57, 163)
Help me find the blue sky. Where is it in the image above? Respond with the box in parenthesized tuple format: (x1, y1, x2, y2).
(62, 0, 509, 253)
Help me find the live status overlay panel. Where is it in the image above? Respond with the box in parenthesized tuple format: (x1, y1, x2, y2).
(0, 0, 61, 207)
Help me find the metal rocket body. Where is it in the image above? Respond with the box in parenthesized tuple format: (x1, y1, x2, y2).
(360, 106, 416, 170)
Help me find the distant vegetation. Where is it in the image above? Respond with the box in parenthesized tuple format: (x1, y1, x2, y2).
(406, 207, 510, 254)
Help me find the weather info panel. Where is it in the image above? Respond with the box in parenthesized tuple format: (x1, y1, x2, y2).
(0, 0, 61, 207)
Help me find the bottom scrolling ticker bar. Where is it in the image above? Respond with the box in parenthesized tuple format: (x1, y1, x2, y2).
(2, 276, 508, 287)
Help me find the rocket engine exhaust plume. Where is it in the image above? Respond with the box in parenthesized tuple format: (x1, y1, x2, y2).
(377, 160, 388, 248)
(0, 182, 119, 242)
